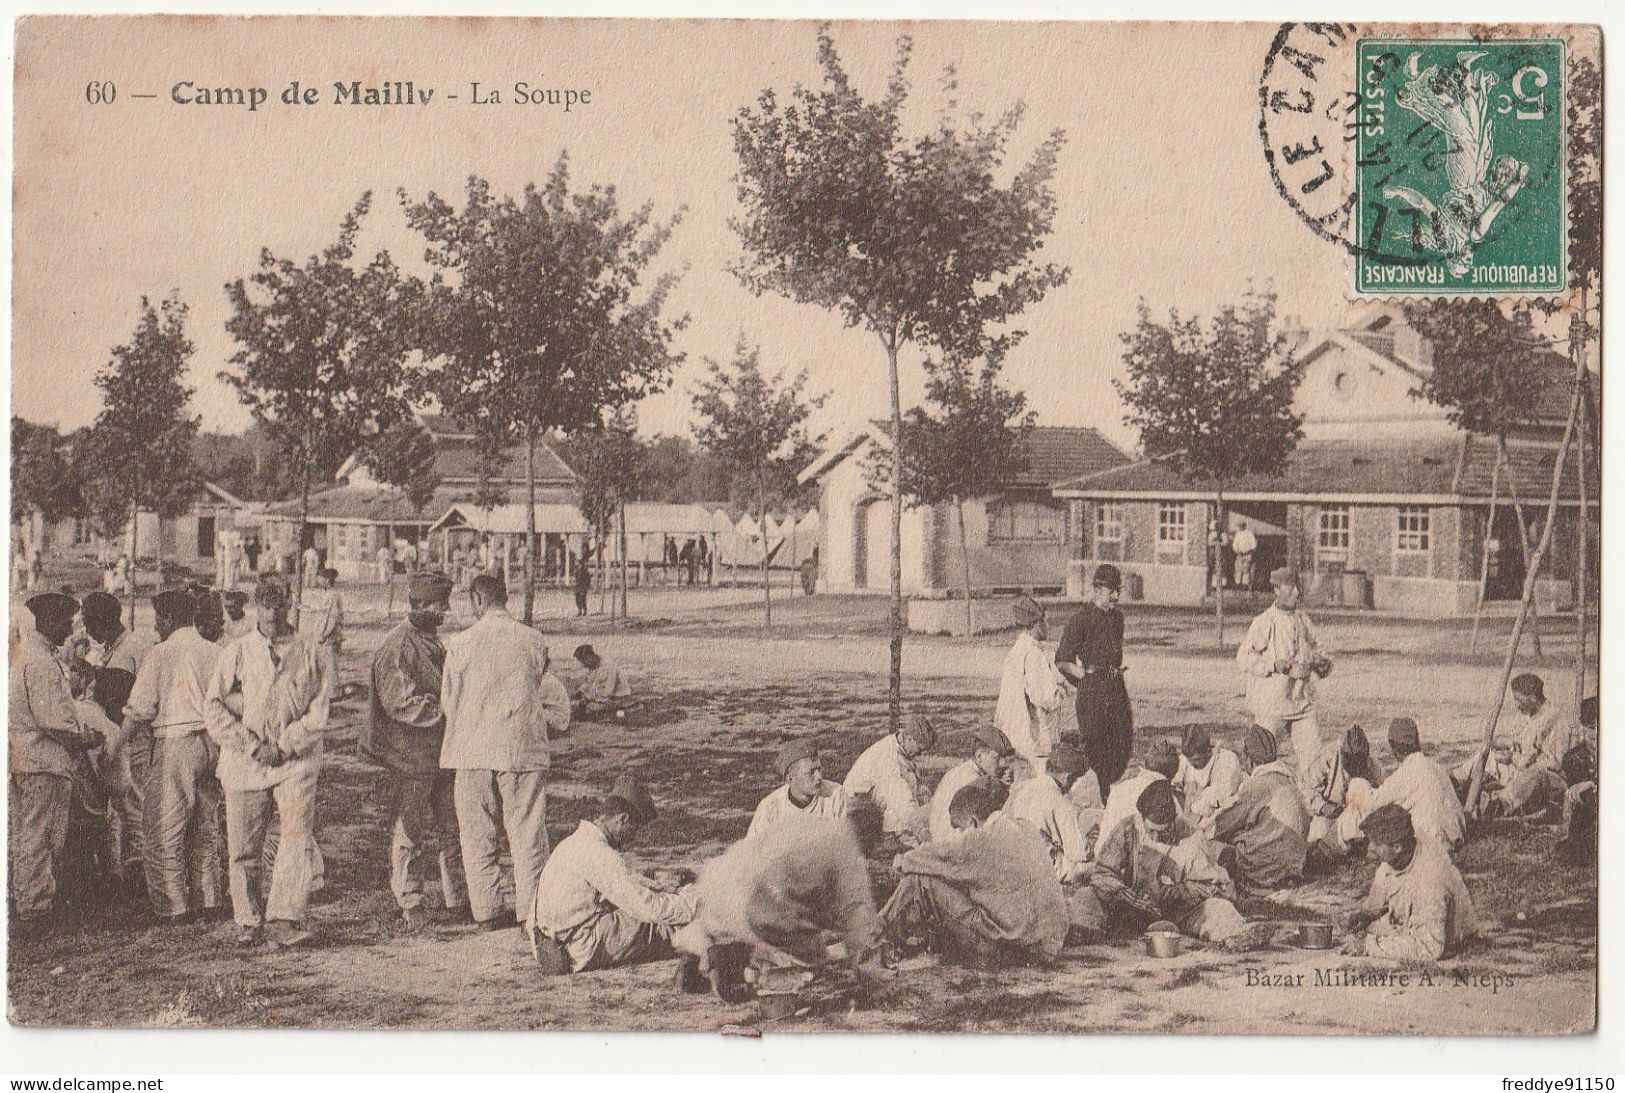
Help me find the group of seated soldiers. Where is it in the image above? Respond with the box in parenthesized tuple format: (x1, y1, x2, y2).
(525, 674, 1596, 1003)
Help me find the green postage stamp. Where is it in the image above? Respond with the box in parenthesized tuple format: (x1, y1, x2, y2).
(1353, 37, 1567, 296)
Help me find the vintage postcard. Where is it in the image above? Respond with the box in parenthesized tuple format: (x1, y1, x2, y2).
(7, 16, 1600, 1038)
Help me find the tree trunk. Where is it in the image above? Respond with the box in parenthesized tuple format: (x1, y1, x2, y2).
(523, 426, 538, 625)
(1574, 294, 1593, 712)
(126, 499, 139, 629)
(886, 336, 903, 731)
(760, 507, 772, 632)
(1213, 491, 1225, 646)
(598, 526, 608, 618)
(789, 515, 797, 597)
(1497, 434, 1544, 656)
(385, 523, 396, 619)
(618, 501, 629, 622)
(154, 515, 164, 596)
(1465, 359, 1583, 815)
(956, 498, 973, 637)
(293, 456, 312, 630)
(1467, 446, 1504, 654)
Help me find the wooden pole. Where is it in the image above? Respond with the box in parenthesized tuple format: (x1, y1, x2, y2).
(1464, 360, 1583, 815)
(1468, 446, 1504, 655)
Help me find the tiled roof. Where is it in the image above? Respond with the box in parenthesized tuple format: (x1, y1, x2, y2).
(1057, 436, 1461, 498)
(432, 435, 575, 485)
(1057, 432, 1593, 502)
(262, 483, 577, 523)
(1012, 427, 1132, 489)
(1455, 434, 1595, 502)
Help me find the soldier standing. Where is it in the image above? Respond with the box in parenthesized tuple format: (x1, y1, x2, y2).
(1055, 564, 1133, 802)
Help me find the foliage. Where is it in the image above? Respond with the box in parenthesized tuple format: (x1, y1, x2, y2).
(692, 336, 826, 522)
(732, 25, 1068, 695)
(11, 417, 83, 525)
(221, 193, 418, 505)
(400, 161, 687, 441)
(875, 352, 1033, 508)
(1402, 301, 1554, 436)
(571, 408, 646, 537)
(401, 160, 687, 620)
(1115, 289, 1304, 485)
(730, 27, 1070, 362)
(366, 418, 442, 517)
(77, 294, 201, 536)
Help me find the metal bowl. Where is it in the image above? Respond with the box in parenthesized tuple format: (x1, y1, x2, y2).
(1144, 931, 1184, 958)
(1297, 922, 1335, 949)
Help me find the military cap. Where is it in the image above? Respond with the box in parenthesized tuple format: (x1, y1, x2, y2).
(1244, 724, 1278, 765)
(254, 573, 291, 609)
(973, 722, 1016, 757)
(900, 713, 937, 748)
(1136, 778, 1177, 827)
(1092, 563, 1122, 591)
(775, 737, 818, 777)
(1011, 594, 1044, 627)
(605, 775, 657, 825)
(408, 569, 453, 604)
(1048, 742, 1091, 776)
(1181, 724, 1212, 758)
(1340, 724, 1370, 757)
(26, 591, 79, 625)
(152, 587, 196, 622)
(1144, 738, 1181, 778)
(1360, 802, 1415, 844)
(573, 643, 598, 662)
(79, 590, 121, 625)
(1387, 717, 1420, 753)
(1510, 673, 1545, 699)
(1269, 566, 1301, 590)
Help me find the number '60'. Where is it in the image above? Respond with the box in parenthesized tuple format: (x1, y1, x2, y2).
(85, 80, 116, 104)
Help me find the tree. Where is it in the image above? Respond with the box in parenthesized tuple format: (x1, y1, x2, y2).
(401, 160, 687, 625)
(75, 294, 200, 625)
(1115, 290, 1304, 644)
(1544, 54, 1601, 710)
(366, 418, 442, 614)
(570, 409, 646, 622)
(222, 193, 417, 618)
(732, 27, 1069, 723)
(879, 353, 1033, 635)
(12, 418, 84, 549)
(692, 336, 826, 631)
(1402, 299, 1554, 654)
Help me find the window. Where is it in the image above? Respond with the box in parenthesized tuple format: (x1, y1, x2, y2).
(1397, 507, 1431, 552)
(1317, 505, 1350, 555)
(988, 499, 1064, 543)
(1157, 503, 1186, 545)
(1096, 503, 1123, 543)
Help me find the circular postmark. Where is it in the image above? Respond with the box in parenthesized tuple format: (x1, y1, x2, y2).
(1259, 22, 1368, 256)
(1260, 23, 1570, 296)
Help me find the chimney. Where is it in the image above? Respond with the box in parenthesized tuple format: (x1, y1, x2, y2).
(1279, 314, 1309, 354)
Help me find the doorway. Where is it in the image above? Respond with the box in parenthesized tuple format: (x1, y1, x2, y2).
(1485, 505, 1530, 601)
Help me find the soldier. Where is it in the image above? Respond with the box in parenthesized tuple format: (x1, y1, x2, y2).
(1237, 567, 1331, 791)
(1055, 564, 1133, 802)
(364, 570, 467, 929)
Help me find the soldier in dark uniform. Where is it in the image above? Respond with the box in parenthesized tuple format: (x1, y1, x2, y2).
(1055, 563, 1132, 802)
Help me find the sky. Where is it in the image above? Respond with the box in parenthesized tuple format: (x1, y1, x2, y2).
(13, 17, 1361, 454)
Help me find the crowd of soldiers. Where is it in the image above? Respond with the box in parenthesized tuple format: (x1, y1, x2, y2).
(7, 558, 1599, 1010)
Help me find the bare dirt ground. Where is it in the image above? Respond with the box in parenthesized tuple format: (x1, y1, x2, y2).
(7, 586, 1597, 1035)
